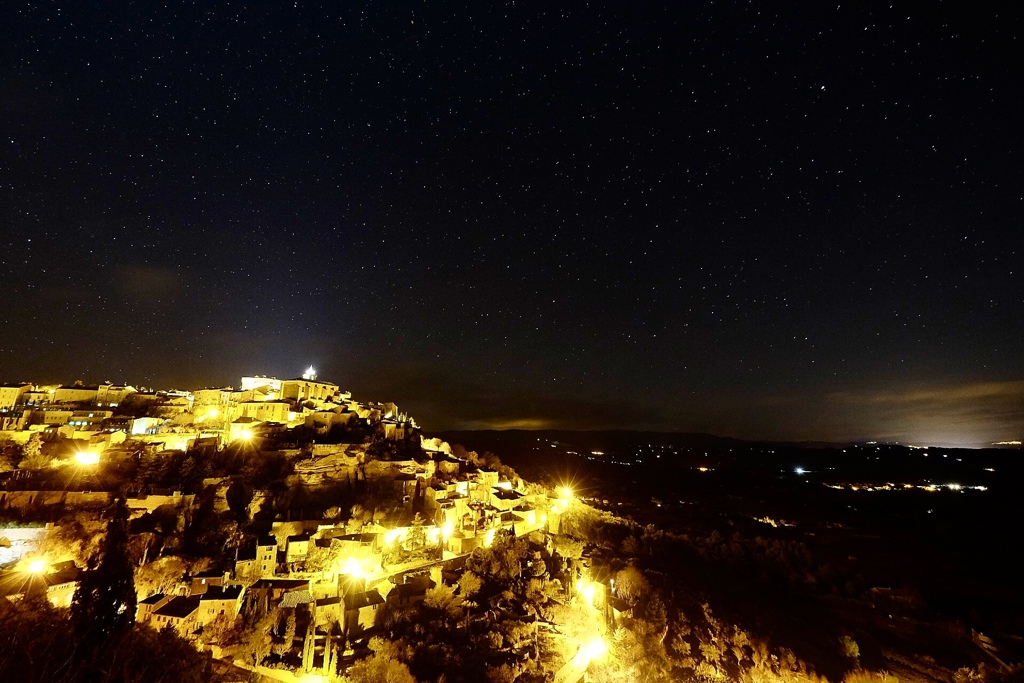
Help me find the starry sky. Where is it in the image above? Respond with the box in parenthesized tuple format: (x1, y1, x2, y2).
(2, 2, 1022, 446)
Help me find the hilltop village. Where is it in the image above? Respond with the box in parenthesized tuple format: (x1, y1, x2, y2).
(2, 373, 1019, 683)
(0, 372, 589, 682)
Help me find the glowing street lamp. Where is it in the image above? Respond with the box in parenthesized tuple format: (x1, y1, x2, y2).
(580, 636, 607, 663)
(340, 557, 366, 579)
(238, 428, 254, 441)
(27, 559, 47, 574)
(74, 451, 100, 466)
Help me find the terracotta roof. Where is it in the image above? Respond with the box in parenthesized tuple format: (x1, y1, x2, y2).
(154, 595, 202, 619)
(279, 590, 314, 608)
(200, 585, 243, 601)
(345, 588, 385, 610)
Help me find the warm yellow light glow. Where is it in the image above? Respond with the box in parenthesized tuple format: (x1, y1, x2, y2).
(239, 428, 254, 441)
(384, 528, 402, 545)
(299, 675, 325, 683)
(27, 559, 47, 574)
(340, 557, 365, 579)
(483, 528, 495, 547)
(559, 486, 573, 500)
(582, 583, 596, 606)
(75, 451, 100, 466)
(441, 520, 454, 539)
(580, 637, 607, 663)
(207, 408, 219, 419)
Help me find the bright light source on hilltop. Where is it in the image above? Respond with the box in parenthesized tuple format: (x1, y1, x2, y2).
(75, 452, 100, 466)
(27, 559, 47, 574)
(303, 366, 317, 380)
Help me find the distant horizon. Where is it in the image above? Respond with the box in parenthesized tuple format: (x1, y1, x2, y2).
(4, 368, 1020, 449)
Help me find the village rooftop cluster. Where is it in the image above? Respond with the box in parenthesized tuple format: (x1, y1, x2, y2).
(0, 371, 600, 681)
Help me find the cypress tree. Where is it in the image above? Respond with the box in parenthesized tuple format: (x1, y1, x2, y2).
(71, 498, 137, 647)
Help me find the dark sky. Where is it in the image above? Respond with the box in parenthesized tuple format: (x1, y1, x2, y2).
(2, 2, 1022, 445)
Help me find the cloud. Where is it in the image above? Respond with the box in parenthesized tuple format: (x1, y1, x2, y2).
(346, 361, 1022, 446)
(823, 379, 1024, 446)
(830, 380, 1024, 406)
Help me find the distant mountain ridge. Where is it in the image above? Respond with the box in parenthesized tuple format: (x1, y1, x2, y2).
(428, 428, 852, 453)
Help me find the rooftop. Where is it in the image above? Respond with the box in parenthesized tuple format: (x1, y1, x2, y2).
(153, 595, 202, 619)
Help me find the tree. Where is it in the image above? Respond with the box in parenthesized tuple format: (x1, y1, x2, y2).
(71, 499, 137, 648)
(424, 583, 463, 620)
(226, 480, 254, 520)
(840, 635, 860, 664)
(18, 434, 49, 471)
(614, 566, 650, 605)
(0, 595, 215, 683)
(348, 637, 417, 683)
(272, 610, 297, 656)
(458, 570, 483, 599)
(0, 437, 21, 472)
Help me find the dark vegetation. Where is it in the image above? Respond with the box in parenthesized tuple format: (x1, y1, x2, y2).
(431, 430, 1024, 683)
(0, 499, 219, 683)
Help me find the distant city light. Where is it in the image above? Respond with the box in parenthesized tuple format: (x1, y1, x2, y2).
(302, 366, 317, 380)
(795, 467, 806, 475)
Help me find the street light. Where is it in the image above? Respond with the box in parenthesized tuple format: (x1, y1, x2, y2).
(580, 637, 607, 663)
(27, 559, 47, 574)
(75, 451, 100, 466)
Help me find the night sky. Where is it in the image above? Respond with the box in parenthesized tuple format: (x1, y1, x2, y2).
(3, 2, 1022, 445)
